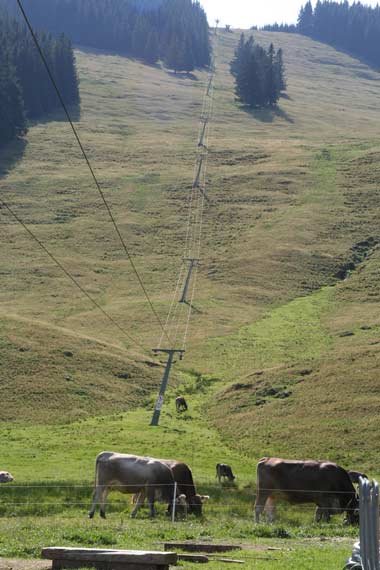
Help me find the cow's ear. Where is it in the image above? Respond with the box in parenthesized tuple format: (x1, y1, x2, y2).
(200, 495, 210, 502)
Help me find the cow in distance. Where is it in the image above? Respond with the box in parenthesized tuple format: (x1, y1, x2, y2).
(88, 452, 178, 519)
(216, 463, 235, 484)
(175, 396, 188, 412)
(0, 471, 14, 483)
(254, 457, 359, 524)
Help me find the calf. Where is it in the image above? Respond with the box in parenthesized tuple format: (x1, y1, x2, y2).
(175, 396, 188, 412)
(216, 463, 235, 483)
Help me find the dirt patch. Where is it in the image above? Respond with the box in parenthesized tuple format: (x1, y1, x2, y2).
(0, 560, 50, 570)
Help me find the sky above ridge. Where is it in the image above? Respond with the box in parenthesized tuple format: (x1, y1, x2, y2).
(200, 0, 380, 29)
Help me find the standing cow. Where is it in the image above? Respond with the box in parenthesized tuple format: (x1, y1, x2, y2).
(175, 396, 188, 412)
(216, 463, 235, 483)
(254, 457, 359, 524)
(89, 452, 177, 519)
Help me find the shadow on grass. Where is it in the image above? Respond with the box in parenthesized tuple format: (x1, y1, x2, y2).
(0, 137, 27, 179)
(242, 104, 294, 124)
(29, 102, 81, 126)
(166, 71, 199, 81)
(183, 300, 203, 315)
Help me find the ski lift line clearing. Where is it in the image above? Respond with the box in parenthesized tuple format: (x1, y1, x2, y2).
(149, 31, 219, 426)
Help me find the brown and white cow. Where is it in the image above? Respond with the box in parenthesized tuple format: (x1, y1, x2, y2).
(88, 452, 177, 519)
(254, 457, 359, 524)
(0, 471, 14, 483)
(133, 459, 209, 517)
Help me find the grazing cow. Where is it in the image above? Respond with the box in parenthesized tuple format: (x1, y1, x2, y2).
(163, 460, 209, 516)
(0, 471, 14, 483)
(133, 459, 209, 517)
(216, 463, 235, 483)
(348, 470, 368, 485)
(88, 452, 177, 519)
(175, 396, 188, 412)
(254, 457, 359, 524)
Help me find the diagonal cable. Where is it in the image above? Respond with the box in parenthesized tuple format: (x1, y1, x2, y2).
(16, 0, 169, 343)
(0, 196, 148, 353)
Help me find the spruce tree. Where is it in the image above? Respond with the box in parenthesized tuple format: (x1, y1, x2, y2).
(274, 48, 286, 92)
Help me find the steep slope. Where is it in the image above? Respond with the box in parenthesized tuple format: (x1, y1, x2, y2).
(1, 29, 380, 472)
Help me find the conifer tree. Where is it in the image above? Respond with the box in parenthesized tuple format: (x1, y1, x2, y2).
(231, 35, 286, 109)
(298, 1, 314, 35)
(274, 48, 286, 92)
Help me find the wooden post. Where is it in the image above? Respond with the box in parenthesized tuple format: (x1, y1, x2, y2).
(171, 481, 177, 524)
(150, 349, 185, 426)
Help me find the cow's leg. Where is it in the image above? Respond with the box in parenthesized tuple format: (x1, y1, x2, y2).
(131, 490, 146, 518)
(254, 491, 269, 523)
(132, 491, 146, 507)
(146, 487, 156, 518)
(315, 505, 330, 523)
(266, 496, 276, 523)
(99, 486, 109, 519)
(89, 485, 102, 518)
(131, 493, 142, 518)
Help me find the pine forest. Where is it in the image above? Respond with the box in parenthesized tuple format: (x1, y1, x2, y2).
(0, 0, 211, 71)
(0, 8, 79, 148)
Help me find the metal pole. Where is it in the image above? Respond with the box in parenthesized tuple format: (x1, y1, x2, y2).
(193, 157, 204, 188)
(150, 351, 175, 427)
(198, 119, 208, 148)
(171, 481, 177, 524)
(150, 349, 185, 427)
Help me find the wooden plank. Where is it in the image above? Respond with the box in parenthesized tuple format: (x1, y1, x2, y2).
(177, 554, 209, 564)
(164, 543, 241, 553)
(42, 548, 177, 565)
(51, 561, 167, 570)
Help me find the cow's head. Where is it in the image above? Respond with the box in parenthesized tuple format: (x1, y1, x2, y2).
(188, 494, 210, 517)
(0, 471, 14, 484)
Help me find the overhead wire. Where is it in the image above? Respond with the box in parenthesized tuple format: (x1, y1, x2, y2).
(15, 0, 169, 345)
(0, 196, 149, 354)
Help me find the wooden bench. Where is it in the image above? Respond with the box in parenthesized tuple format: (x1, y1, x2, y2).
(41, 547, 178, 570)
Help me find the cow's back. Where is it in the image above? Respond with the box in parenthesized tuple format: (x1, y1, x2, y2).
(95, 452, 175, 501)
(166, 460, 196, 496)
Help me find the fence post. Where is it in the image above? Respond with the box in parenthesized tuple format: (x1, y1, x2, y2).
(171, 482, 177, 524)
(371, 481, 379, 570)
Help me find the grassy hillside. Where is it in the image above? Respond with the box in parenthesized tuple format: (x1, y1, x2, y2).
(1, 28, 380, 481)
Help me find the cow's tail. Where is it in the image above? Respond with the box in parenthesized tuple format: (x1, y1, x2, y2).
(93, 455, 101, 490)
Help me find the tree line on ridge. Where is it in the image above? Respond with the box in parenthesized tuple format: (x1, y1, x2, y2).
(0, 0, 211, 72)
(263, 1, 380, 68)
